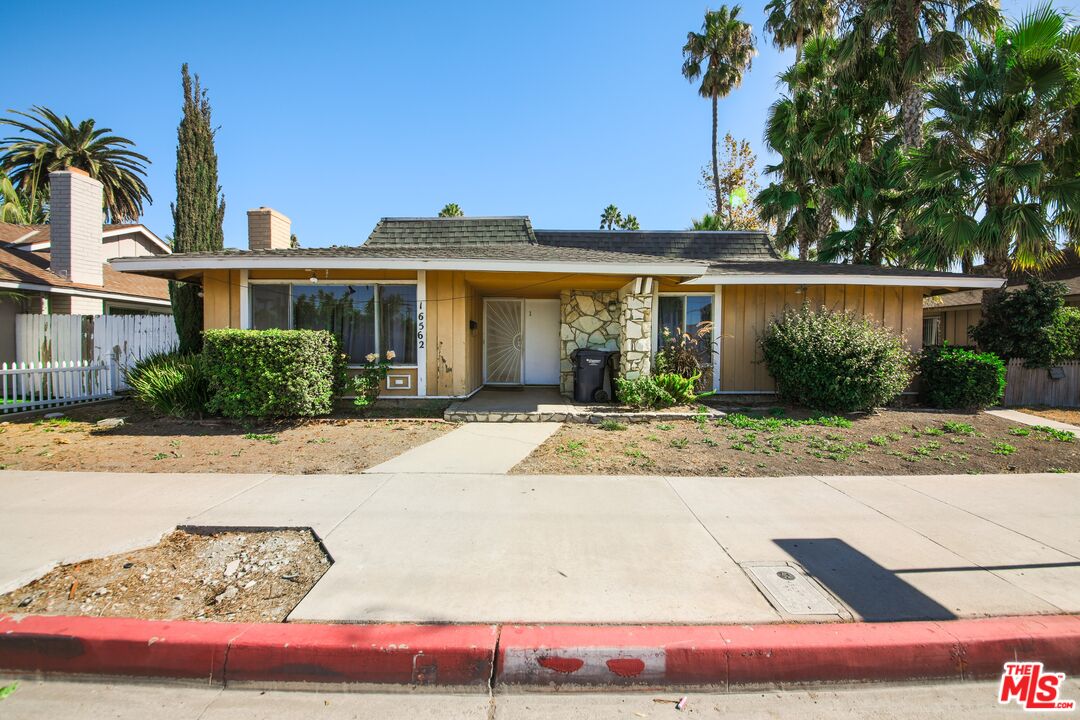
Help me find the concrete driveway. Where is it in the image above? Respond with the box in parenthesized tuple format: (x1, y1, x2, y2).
(0, 470, 1077, 624)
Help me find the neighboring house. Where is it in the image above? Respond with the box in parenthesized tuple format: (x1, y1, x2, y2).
(0, 170, 172, 362)
(922, 250, 1080, 347)
(112, 211, 1002, 399)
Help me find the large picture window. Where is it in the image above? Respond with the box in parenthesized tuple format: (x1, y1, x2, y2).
(249, 283, 417, 364)
(657, 294, 713, 364)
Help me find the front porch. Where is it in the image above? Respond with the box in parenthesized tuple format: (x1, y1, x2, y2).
(444, 386, 724, 423)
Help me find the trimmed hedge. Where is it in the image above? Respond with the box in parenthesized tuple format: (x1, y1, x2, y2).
(760, 304, 914, 412)
(203, 329, 339, 418)
(919, 344, 1006, 409)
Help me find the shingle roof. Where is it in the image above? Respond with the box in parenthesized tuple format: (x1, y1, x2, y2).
(923, 250, 1080, 309)
(0, 245, 170, 301)
(535, 229, 782, 262)
(703, 260, 989, 280)
(365, 217, 536, 247)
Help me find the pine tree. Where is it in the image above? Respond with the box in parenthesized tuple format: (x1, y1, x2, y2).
(170, 63, 225, 353)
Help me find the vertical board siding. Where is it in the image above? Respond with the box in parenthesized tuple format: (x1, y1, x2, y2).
(719, 284, 924, 392)
(1004, 360, 1080, 407)
(15, 314, 178, 391)
(424, 271, 481, 397)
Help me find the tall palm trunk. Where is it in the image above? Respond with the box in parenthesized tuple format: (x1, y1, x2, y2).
(894, 0, 924, 148)
(711, 95, 722, 217)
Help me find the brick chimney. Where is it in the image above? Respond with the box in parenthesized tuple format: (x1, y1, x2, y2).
(247, 207, 291, 250)
(50, 169, 103, 286)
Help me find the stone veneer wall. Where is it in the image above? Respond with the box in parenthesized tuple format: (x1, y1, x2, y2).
(617, 277, 654, 381)
(559, 290, 620, 394)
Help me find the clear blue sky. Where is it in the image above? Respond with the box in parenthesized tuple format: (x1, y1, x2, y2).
(5, 0, 1068, 248)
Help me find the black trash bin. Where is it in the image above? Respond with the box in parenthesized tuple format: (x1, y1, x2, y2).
(571, 349, 620, 403)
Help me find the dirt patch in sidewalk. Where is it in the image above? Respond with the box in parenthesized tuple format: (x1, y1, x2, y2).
(0, 399, 450, 474)
(512, 408, 1080, 476)
(0, 529, 330, 622)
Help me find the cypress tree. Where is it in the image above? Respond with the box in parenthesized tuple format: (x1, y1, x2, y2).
(170, 63, 225, 353)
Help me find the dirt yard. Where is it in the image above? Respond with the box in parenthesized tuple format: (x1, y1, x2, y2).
(0, 400, 450, 474)
(513, 408, 1080, 476)
(1013, 407, 1080, 427)
(0, 529, 329, 622)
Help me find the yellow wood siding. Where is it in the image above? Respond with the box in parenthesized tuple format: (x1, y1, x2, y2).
(924, 306, 981, 346)
(718, 284, 925, 392)
(425, 271, 482, 396)
(202, 269, 241, 330)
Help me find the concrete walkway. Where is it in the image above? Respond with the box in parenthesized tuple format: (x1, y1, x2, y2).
(1, 470, 1078, 624)
(0, 677, 1062, 719)
(987, 408, 1080, 433)
(363, 422, 561, 473)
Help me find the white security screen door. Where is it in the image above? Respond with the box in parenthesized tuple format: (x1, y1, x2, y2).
(484, 299, 524, 384)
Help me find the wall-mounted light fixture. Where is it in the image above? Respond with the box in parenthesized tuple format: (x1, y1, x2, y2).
(607, 299, 619, 314)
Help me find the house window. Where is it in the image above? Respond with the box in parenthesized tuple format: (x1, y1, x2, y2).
(249, 283, 416, 364)
(657, 295, 713, 363)
(923, 316, 942, 346)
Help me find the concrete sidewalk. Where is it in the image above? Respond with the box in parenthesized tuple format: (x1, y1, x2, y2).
(364, 422, 562, 473)
(0, 470, 1078, 623)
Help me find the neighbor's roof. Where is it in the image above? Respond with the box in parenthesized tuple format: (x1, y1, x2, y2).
(110, 216, 1004, 289)
(923, 250, 1080, 309)
(0, 221, 170, 254)
(0, 244, 170, 302)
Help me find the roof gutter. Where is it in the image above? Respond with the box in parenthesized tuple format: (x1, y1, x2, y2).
(679, 274, 1006, 289)
(0, 280, 172, 306)
(110, 256, 709, 277)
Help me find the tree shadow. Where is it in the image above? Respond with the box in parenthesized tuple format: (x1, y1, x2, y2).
(774, 538, 957, 622)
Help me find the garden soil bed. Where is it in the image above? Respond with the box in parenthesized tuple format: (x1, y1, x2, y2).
(0, 400, 450, 474)
(512, 408, 1080, 476)
(0, 528, 330, 622)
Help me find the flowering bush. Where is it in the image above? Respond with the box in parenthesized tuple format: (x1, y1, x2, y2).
(352, 350, 395, 408)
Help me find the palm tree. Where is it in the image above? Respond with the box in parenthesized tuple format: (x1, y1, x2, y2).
(0, 171, 45, 223)
(0, 106, 151, 222)
(683, 6, 757, 213)
(438, 202, 463, 217)
(850, 0, 1000, 148)
(600, 204, 622, 230)
(906, 4, 1080, 310)
(763, 0, 838, 62)
(619, 214, 640, 231)
(691, 213, 724, 230)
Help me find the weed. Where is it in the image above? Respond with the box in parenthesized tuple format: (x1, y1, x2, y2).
(33, 418, 73, 430)
(599, 419, 627, 431)
(646, 434, 661, 443)
(243, 433, 280, 444)
(949, 437, 967, 445)
(670, 437, 690, 449)
(991, 441, 1016, 456)
(1032, 425, 1076, 443)
(306, 437, 330, 444)
(0, 681, 18, 700)
(887, 433, 902, 442)
(701, 437, 719, 447)
(152, 452, 168, 460)
(942, 421, 976, 435)
(656, 423, 674, 431)
(922, 427, 945, 437)
(719, 413, 851, 432)
(1007, 427, 1031, 437)
(624, 444, 648, 459)
(912, 441, 942, 457)
(1048, 467, 1068, 473)
(806, 436, 867, 461)
(169, 439, 182, 448)
(557, 440, 588, 458)
(869, 435, 890, 447)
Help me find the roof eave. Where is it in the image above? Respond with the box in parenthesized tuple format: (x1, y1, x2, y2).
(679, 273, 1006, 289)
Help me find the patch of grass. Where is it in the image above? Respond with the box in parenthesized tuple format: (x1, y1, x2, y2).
(656, 423, 674, 431)
(991, 441, 1016, 456)
(646, 434, 661, 443)
(806, 436, 867, 461)
(912, 441, 942, 457)
(719, 413, 852, 432)
(556, 439, 588, 458)
(922, 427, 945, 437)
(152, 452, 168, 461)
(1047, 466, 1068, 473)
(1032, 425, 1076, 443)
(941, 421, 976, 435)
(701, 437, 719, 447)
(599, 419, 628, 431)
(243, 432, 281, 444)
(306, 437, 330, 444)
(33, 417, 74, 432)
(670, 437, 690, 449)
(1007, 427, 1031, 437)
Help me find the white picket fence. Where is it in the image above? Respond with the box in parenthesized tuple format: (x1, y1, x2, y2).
(1, 360, 114, 414)
(15, 314, 178, 393)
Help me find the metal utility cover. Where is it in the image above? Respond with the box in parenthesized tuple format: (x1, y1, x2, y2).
(745, 564, 840, 616)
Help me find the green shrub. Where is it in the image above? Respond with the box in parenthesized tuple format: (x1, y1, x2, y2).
(615, 372, 699, 409)
(918, 344, 1006, 409)
(760, 304, 914, 412)
(971, 278, 1080, 367)
(203, 329, 338, 418)
(124, 351, 210, 417)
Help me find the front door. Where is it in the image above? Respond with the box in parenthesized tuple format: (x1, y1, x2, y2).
(484, 299, 524, 384)
(524, 299, 560, 384)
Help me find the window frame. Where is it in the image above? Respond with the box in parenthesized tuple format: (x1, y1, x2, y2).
(922, 315, 943, 347)
(655, 292, 716, 366)
(248, 279, 419, 368)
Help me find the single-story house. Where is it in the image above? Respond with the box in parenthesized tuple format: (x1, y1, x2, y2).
(922, 250, 1080, 347)
(0, 169, 172, 362)
(112, 210, 1002, 400)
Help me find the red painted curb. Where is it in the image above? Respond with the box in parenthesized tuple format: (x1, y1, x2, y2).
(0, 615, 497, 687)
(496, 616, 1080, 687)
(3, 614, 1078, 688)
